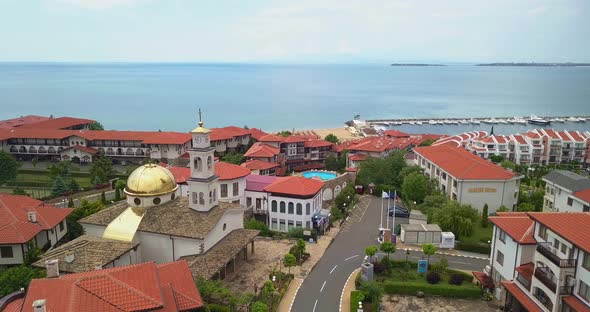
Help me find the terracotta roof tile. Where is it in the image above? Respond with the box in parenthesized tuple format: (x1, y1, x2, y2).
(246, 175, 278, 192)
(568, 131, 586, 143)
(413, 145, 518, 180)
(304, 139, 333, 148)
(214, 161, 251, 180)
(248, 128, 268, 140)
(19, 117, 94, 130)
(383, 130, 410, 138)
(558, 131, 573, 141)
(512, 135, 527, 145)
(501, 281, 542, 312)
(164, 165, 191, 184)
(156, 261, 203, 310)
(574, 188, 590, 203)
(264, 176, 323, 197)
(348, 154, 367, 161)
(244, 142, 280, 158)
(210, 126, 250, 141)
(515, 262, 534, 281)
(489, 215, 536, 244)
(543, 129, 560, 139)
(257, 134, 283, 142)
(1, 297, 24, 312)
(527, 212, 590, 253)
(241, 160, 280, 171)
(0, 115, 50, 129)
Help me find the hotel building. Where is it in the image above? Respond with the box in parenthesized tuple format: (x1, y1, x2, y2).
(542, 170, 590, 213)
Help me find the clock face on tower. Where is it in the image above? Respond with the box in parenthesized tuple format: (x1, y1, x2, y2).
(195, 137, 202, 144)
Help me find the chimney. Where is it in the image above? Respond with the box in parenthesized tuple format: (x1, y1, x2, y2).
(27, 211, 37, 223)
(32, 299, 46, 312)
(65, 251, 75, 263)
(45, 259, 59, 278)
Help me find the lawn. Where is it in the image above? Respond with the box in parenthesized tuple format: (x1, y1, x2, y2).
(13, 172, 93, 188)
(458, 222, 493, 245)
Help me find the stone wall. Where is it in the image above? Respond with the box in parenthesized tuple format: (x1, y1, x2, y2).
(321, 172, 356, 201)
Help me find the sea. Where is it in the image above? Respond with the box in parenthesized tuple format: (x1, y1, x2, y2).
(0, 63, 589, 135)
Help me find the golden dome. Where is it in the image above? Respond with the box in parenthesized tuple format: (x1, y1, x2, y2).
(124, 163, 178, 197)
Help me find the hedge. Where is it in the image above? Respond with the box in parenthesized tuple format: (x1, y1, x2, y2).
(455, 242, 491, 255)
(381, 281, 481, 299)
(446, 269, 474, 283)
(350, 290, 365, 312)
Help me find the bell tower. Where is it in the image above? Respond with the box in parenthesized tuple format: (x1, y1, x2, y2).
(187, 109, 219, 212)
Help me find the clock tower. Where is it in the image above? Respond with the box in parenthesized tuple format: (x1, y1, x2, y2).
(187, 109, 219, 212)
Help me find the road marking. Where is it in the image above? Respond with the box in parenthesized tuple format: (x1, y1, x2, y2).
(313, 299, 318, 312)
(449, 260, 471, 265)
(320, 281, 327, 292)
(288, 278, 304, 312)
(330, 265, 338, 274)
(345, 255, 358, 261)
(339, 268, 360, 312)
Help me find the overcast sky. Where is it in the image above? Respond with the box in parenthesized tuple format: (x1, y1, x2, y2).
(1, 0, 588, 63)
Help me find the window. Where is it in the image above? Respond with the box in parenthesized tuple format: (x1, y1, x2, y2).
(296, 221, 302, 228)
(553, 239, 560, 250)
(583, 252, 590, 271)
(496, 251, 504, 266)
(306, 203, 310, 215)
(223, 223, 227, 231)
(153, 197, 161, 205)
(288, 202, 294, 214)
(442, 173, 447, 180)
(0, 246, 13, 258)
(279, 219, 286, 231)
(271, 218, 278, 230)
(59, 220, 65, 232)
(220, 184, 228, 198)
(233, 182, 239, 196)
(584, 205, 590, 212)
(247, 197, 252, 208)
(579, 281, 590, 303)
(296, 203, 302, 215)
(134, 198, 141, 206)
(280, 202, 286, 213)
(538, 225, 548, 240)
(498, 230, 506, 243)
(560, 243, 568, 256)
(567, 197, 573, 206)
(256, 198, 262, 209)
(272, 200, 277, 212)
(288, 220, 294, 231)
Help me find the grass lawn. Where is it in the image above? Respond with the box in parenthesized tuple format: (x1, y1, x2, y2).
(458, 222, 493, 245)
(14, 170, 93, 188)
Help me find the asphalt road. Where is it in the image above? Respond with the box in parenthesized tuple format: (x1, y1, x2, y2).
(290, 196, 489, 312)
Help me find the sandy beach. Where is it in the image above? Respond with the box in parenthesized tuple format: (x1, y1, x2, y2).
(303, 127, 360, 142)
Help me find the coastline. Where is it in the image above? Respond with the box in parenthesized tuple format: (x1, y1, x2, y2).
(307, 127, 360, 142)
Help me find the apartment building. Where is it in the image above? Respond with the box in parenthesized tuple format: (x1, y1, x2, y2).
(414, 145, 522, 212)
(210, 126, 252, 154)
(542, 170, 590, 212)
(484, 212, 590, 312)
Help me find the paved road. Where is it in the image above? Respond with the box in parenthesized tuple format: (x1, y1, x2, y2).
(290, 196, 489, 312)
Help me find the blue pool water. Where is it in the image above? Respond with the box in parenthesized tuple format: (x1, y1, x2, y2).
(302, 171, 337, 180)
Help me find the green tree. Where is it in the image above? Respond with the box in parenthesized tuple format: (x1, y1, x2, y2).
(0, 266, 45, 297)
(417, 193, 448, 216)
(68, 179, 80, 192)
(496, 205, 509, 212)
(23, 241, 42, 266)
(489, 154, 504, 163)
(380, 241, 396, 260)
(325, 151, 348, 172)
(430, 201, 479, 238)
(324, 133, 339, 144)
(115, 188, 122, 201)
(244, 218, 270, 236)
(358, 281, 384, 305)
(422, 243, 437, 265)
(481, 203, 489, 228)
(283, 253, 297, 274)
(88, 121, 104, 130)
(517, 202, 536, 212)
(51, 176, 68, 197)
(90, 155, 114, 185)
(65, 199, 104, 240)
(251, 301, 269, 312)
(289, 239, 307, 263)
(48, 161, 73, 178)
(356, 151, 407, 188)
(419, 138, 435, 147)
(261, 280, 275, 301)
(12, 187, 27, 196)
(500, 160, 516, 170)
(221, 152, 244, 165)
(277, 130, 292, 137)
(401, 172, 433, 204)
(0, 151, 19, 184)
(365, 245, 378, 263)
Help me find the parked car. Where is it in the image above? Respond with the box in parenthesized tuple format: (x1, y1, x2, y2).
(388, 206, 409, 218)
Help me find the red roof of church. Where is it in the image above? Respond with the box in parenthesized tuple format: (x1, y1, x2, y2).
(241, 160, 280, 171)
(528, 212, 590, 253)
(210, 126, 250, 141)
(264, 176, 324, 197)
(18, 117, 95, 130)
(413, 145, 518, 180)
(245, 142, 280, 158)
(21, 261, 202, 312)
(0, 194, 73, 244)
(215, 161, 251, 180)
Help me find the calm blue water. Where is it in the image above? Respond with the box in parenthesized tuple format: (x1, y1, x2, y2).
(0, 63, 589, 133)
(302, 171, 337, 180)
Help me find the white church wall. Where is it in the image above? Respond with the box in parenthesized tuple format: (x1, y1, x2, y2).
(204, 210, 244, 250)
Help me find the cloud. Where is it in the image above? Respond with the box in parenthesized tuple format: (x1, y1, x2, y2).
(55, 0, 146, 10)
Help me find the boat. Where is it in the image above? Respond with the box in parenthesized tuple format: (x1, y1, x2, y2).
(408, 121, 415, 125)
(482, 118, 498, 124)
(436, 120, 444, 125)
(497, 118, 508, 124)
(567, 116, 583, 123)
(428, 120, 437, 125)
(510, 116, 527, 124)
(459, 119, 469, 124)
(550, 117, 565, 123)
(527, 115, 551, 125)
(415, 121, 423, 125)
(470, 118, 481, 124)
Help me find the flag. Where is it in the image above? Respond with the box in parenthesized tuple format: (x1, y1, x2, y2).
(382, 191, 389, 198)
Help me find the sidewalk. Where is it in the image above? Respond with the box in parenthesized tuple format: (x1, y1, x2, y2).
(394, 242, 489, 260)
(277, 278, 303, 312)
(339, 268, 360, 312)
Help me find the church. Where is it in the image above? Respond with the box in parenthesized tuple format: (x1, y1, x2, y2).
(35, 112, 259, 280)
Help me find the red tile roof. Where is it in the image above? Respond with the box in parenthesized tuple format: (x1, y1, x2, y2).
(246, 175, 279, 192)
(343, 137, 406, 153)
(61, 145, 98, 155)
(515, 263, 534, 281)
(1, 298, 24, 312)
(21, 261, 202, 312)
(215, 161, 251, 180)
(304, 139, 333, 148)
(0, 194, 73, 244)
(241, 160, 280, 171)
(210, 126, 250, 141)
(568, 131, 586, 143)
(543, 129, 560, 139)
(264, 176, 324, 197)
(0, 115, 50, 129)
(413, 145, 518, 180)
(19, 117, 94, 130)
(163, 165, 191, 184)
(140, 132, 192, 145)
(501, 281, 542, 312)
(558, 131, 572, 141)
(281, 135, 306, 143)
(573, 188, 590, 203)
(563, 295, 590, 312)
(524, 132, 540, 139)
(248, 128, 268, 140)
(512, 135, 527, 145)
(244, 142, 280, 158)
(528, 212, 590, 253)
(346, 167, 358, 172)
(383, 130, 410, 138)
(495, 135, 507, 144)
(257, 134, 283, 142)
(348, 154, 367, 161)
(489, 215, 536, 244)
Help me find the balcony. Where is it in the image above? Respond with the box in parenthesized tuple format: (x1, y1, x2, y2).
(516, 273, 531, 291)
(534, 268, 556, 293)
(559, 285, 573, 295)
(536, 243, 577, 268)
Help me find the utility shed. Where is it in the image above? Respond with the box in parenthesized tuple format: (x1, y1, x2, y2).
(400, 224, 442, 245)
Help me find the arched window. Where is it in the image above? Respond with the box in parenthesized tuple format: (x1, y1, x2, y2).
(209, 191, 213, 204)
(199, 192, 205, 205)
(212, 189, 217, 201)
(192, 192, 198, 204)
(271, 200, 277, 212)
(194, 157, 202, 171)
(19, 146, 26, 153)
(296, 203, 302, 215)
(280, 201, 286, 213)
(288, 202, 294, 214)
(306, 203, 311, 215)
(207, 156, 212, 169)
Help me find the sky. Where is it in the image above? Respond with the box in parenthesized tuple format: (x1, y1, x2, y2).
(0, 0, 588, 63)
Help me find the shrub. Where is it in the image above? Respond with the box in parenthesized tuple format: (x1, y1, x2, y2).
(373, 262, 386, 275)
(206, 304, 231, 312)
(350, 291, 365, 312)
(426, 272, 441, 284)
(245, 218, 271, 236)
(430, 258, 448, 275)
(449, 274, 465, 286)
(397, 270, 417, 281)
(455, 242, 491, 255)
(288, 227, 305, 239)
(446, 269, 474, 283)
(381, 281, 482, 299)
(380, 257, 392, 269)
(251, 301, 269, 312)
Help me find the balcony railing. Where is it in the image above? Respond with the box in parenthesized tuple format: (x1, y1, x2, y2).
(534, 268, 556, 293)
(516, 273, 531, 291)
(559, 285, 573, 295)
(536, 243, 577, 268)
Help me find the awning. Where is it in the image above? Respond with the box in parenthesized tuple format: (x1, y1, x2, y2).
(501, 281, 542, 312)
(562, 296, 590, 312)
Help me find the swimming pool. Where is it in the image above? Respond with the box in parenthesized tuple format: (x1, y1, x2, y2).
(301, 171, 337, 180)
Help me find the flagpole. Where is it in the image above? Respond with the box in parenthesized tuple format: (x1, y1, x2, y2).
(380, 192, 383, 229)
(386, 190, 390, 231)
(392, 190, 397, 236)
